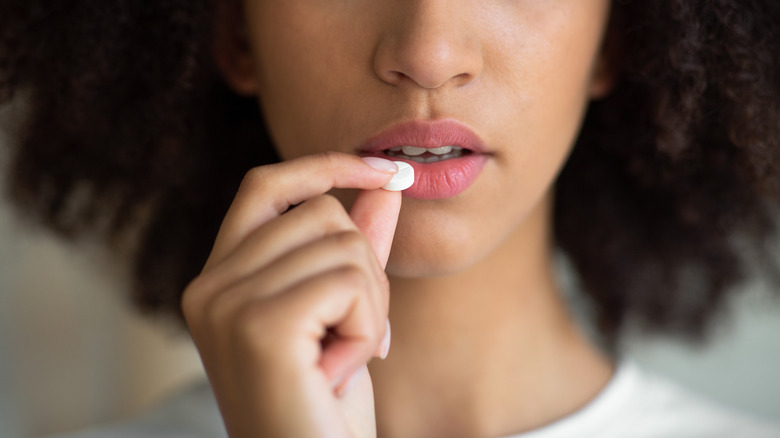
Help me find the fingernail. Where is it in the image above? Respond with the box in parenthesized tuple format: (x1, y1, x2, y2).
(337, 367, 365, 398)
(362, 157, 398, 174)
(380, 319, 391, 360)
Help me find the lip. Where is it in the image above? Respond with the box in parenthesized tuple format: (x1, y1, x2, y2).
(358, 119, 490, 200)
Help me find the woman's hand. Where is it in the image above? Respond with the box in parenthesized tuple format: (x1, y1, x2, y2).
(181, 152, 402, 438)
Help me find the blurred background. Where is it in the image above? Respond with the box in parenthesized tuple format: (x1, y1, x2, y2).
(1, 120, 780, 437)
(0, 192, 205, 438)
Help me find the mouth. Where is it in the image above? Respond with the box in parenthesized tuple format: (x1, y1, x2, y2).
(358, 119, 489, 200)
(382, 145, 472, 163)
(358, 118, 489, 157)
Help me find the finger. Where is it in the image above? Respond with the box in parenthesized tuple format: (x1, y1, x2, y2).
(206, 153, 398, 268)
(200, 194, 358, 292)
(262, 267, 381, 387)
(349, 189, 402, 269)
(335, 365, 376, 434)
(206, 230, 385, 325)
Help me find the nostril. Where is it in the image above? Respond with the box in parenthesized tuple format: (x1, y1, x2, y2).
(387, 70, 405, 83)
(375, 65, 408, 87)
(373, 23, 484, 90)
(453, 72, 475, 86)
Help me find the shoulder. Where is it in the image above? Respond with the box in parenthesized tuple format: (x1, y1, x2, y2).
(508, 360, 780, 438)
(623, 362, 780, 438)
(46, 382, 226, 438)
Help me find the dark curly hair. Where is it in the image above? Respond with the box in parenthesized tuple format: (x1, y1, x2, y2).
(1, 0, 778, 343)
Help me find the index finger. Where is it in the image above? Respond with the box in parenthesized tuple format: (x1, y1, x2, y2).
(206, 152, 398, 268)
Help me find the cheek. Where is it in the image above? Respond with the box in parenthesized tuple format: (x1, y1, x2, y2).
(494, 3, 607, 151)
(493, 2, 609, 209)
(246, 3, 368, 160)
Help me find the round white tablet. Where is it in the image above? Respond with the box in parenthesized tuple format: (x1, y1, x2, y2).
(382, 161, 415, 191)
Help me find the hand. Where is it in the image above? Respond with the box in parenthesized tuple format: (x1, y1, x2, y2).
(181, 152, 401, 438)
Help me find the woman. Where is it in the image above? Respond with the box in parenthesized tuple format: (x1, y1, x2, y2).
(1, 0, 779, 436)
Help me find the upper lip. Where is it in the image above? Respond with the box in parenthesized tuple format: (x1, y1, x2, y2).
(358, 119, 488, 155)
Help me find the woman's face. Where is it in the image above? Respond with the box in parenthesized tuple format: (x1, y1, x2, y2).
(231, 0, 612, 277)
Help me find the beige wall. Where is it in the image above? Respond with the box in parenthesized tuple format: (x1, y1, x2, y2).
(0, 200, 205, 437)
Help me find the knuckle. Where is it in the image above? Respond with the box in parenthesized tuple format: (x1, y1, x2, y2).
(317, 193, 342, 209)
(331, 231, 379, 269)
(309, 193, 347, 217)
(328, 230, 387, 293)
(239, 166, 271, 194)
(182, 285, 225, 331)
(334, 264, 369, 290)
(180, 275, 209, 320)
(184, 272, 212, 294)
(331, 230, 367, 255)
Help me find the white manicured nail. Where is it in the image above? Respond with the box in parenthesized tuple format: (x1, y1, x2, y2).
(380, 319, 391, 360)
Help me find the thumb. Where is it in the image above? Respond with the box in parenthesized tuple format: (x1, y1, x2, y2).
(349, 189, 402, 268)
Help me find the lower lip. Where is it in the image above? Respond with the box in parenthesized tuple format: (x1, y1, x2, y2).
(368, 153, 488, 200)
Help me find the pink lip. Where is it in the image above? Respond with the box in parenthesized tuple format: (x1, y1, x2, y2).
(359, 119, 490, 200)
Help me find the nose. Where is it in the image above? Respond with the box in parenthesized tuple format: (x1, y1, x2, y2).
(373, 2, 483, 90)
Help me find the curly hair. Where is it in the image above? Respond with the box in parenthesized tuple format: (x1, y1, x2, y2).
(1, 0, 778, 343)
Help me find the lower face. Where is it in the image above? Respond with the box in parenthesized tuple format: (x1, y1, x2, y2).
(241, 0, 612, 277)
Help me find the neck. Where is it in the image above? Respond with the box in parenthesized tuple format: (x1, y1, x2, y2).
(369, 194, 613, 438)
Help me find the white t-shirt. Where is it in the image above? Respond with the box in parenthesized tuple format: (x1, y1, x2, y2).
(53, 360, 780, 438)
(503, 361, 780, 438)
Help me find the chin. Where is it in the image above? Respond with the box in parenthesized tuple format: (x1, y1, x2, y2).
(384, 220, 491, 278)
(385, 251, 476, 278)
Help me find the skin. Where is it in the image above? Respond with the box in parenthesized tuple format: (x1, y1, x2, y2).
(185, 0, 616, 436)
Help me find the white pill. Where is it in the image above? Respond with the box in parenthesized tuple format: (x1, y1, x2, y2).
(382, 161, 415, 191)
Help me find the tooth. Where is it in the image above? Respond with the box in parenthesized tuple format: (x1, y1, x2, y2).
(388, 146, 403, 152)
(400, 146, 426, 156)
(429, 146, 453, 155)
